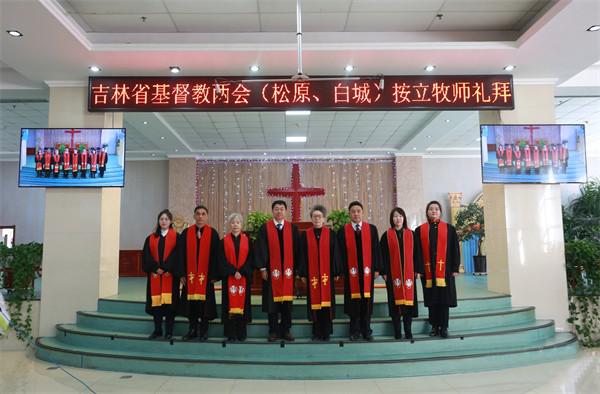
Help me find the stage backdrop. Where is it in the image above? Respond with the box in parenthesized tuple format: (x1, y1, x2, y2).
(190, 159, 395, 235)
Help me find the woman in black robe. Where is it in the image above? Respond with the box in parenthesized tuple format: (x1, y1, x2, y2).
(299, 205, 341, 341)
(380, 207, 418, 340)
(142, 209, 180, 340)
(414, 201, 460, 339)
(218, 213, 254, 341)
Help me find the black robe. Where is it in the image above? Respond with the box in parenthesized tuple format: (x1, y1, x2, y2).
(254, 221, 302, 314)
(380, 229, 419, 318)
(218, 234, 254, 322)
(414, 221, 460, 308)
(177, 225, 220, 320)
(142, 232, 180, 315)
(337, 223, 383, 317)
(298, 227, 342, 321)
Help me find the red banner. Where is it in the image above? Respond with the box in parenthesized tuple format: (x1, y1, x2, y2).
(88, 75, 514, 111)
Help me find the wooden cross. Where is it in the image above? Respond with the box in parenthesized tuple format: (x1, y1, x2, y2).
(64, 128, 81, 148)
(523, 125, 540, 145)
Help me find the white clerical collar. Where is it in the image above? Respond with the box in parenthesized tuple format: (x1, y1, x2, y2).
(273, 219, 285, 227)
(161, 229, 169, 237)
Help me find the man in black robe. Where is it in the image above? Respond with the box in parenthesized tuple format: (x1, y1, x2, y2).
(299, 204, 341, 341)
(338, 201, 382, 341)
(178, 205, 220, 341)
(414, 201, 460, 338)
(255, 200, 302, 342)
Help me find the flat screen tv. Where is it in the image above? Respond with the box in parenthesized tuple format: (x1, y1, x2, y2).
(19, 128, 126, 187)
(480, 124, 587, 184)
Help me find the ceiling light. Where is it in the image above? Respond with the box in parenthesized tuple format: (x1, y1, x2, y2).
(160, 136, 165, 140)
(249, 65, 260, 72)
(412, 147, 417, 151)
(151, 153, 156, 157)
(169, 66, 181, 74)
(7, 30, 22, 37)
(445, 119, 451, 123)
(424, 65, 436, 72)
(503, 65, 516, 71)
(175, 149, 179, 152)
(88, 65, 101, 73)
(143, 121, 148, 125)
(426, 135, 432, 139)
(286, 136, 307, 143)
(344, 65, 354, 72)
(587, 25, 600, 32)
(285, 110, 311, 116)
(263, 152, 267, 156)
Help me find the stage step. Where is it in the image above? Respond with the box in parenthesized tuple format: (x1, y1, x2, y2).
(75, 306, 536, 339)
(35, 332, 578, 379)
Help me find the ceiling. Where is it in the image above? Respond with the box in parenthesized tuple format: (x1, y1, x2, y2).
(0, 0, 598, 159)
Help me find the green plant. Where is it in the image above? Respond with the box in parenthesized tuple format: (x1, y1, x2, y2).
(58, 143, 66, 154)
(244, 211, 271, 241)
(563, 178, 600, 347)
(518, 140, 527, 149)
(327, 209, 350, 232)
(454, 202, 485, 256)
(0, 242, 43, 343)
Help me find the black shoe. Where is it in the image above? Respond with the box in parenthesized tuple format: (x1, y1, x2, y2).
(182, 329, 198, 341)
(268, 333, 279, 342)
(282, 332, 295, 342)
(148, 331, 162, 340)
(440, 328, 448, 338)
(349, 334, 360, 341)
(429, 327, 439, 337)
(322, 335, 330, 342)
(227, 336, 236, 342)
(404, 332, 413, 340)
(363, 334, 373, 341)
(394, 332, 402, 340)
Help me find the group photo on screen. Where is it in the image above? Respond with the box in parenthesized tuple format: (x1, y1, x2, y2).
(19, 128, 126, 187)
(480, 124, 587, 184)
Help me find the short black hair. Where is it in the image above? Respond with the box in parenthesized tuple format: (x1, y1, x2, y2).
(272, 200, 287, 210)
(154, 209, 174, 235)
(194, 205, 209, 214)
(389, 207, 408, 229)
(348, 201, 363, 211)
(425, 200, 442, 218)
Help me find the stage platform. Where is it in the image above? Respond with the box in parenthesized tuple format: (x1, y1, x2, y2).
(35, 275, 578, 379)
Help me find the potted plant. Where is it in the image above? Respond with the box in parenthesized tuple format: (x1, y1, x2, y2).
(0, 242, 43, 342)
(244, 211, 272, 241)
(455, 202, 486, 274)
(327, 209, 350, 232)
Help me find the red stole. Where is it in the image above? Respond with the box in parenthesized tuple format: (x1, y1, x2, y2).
(52, 153, 60, 173)
(99, 151, 107, 166)
(344, 222, 373, 299)
(72, 152, 79, 171)
(306, 228, 332, 310)
(148, 229, 177, 307)
(542, 146, 549, 165)
(552, 147, 559, 167)
(35, 153, 43, 170)
(533, 148, 540, 168)
(419, 221, 448, 288)
(90, 153, 97, 171)
(387, 228, 415, 306)
(514, 149, 522, 170)
(44, 152, 51, 169)
(223, 233, 249, 314)
(525, 146, 531, 166)
(62, 151, 71, 170)
(496, 147, 504, 167)
(266, 221, 294, 302)
(186, 225, 212, 301)
(506, 147, 513, 164)
(81, 151, 88, 166)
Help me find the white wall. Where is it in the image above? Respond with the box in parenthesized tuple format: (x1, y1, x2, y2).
(0, 160, 168, 249)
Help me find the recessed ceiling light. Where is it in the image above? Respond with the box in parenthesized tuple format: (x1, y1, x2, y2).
(503, 65, 516, 71)
(249, 65, 260, 72)
(88, 65, 101, 73)
(426, 135, 432, 139)
(587, 25, 600, 32)
(263, 152, 267, 156)
(445, 119, 451, 123)
(143, 121, 148, 125)
(286, 136, 307, 143)
(285, 110, 311, 116)
(160, 136, 165, 140)
(169, 66, 181, 74)
(424, 65, 436, 72)
(412, 147, 417, 151)
(344, 65, 354, 72)
(7, 30, 22, 37)
(175, 149, 179, 152)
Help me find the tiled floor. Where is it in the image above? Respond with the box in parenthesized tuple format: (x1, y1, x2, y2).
(1, 348, 598, 393)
